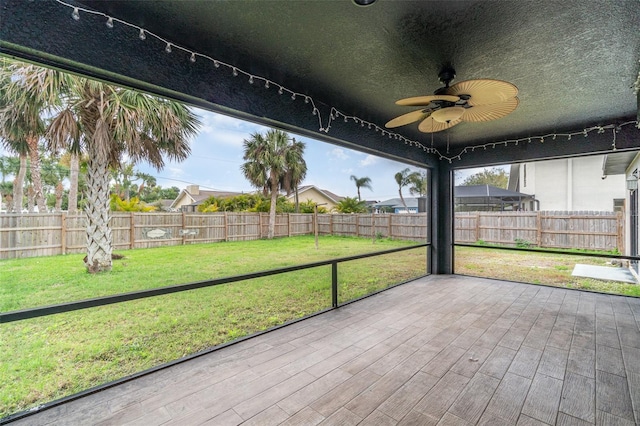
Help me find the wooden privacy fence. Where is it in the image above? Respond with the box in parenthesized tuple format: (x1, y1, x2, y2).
(455, 211, 624, 252)
(0, 212, 428, 259)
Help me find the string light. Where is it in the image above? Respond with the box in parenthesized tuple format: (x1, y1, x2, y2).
(53, 0, 640, 162)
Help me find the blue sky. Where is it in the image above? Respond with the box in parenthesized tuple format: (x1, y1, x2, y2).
(136, 108, 484, 201)
(1, 106, 487, 201)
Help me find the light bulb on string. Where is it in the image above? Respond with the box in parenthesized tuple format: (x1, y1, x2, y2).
(190, 53, 196, 63)
(213, 60, 220, 68)
(139, 29, 146, 40)
(278, 87, 283, 95)
(106, 17, 114, 28)
(165, 43, 172, 53)
(71, 7, 80, 20)
(248, 76, 254, 84)
(232, 68, 238, 77)
(264, 81, 270, 88)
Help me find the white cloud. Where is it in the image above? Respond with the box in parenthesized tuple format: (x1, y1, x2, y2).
(341, 168, 354, 174)
(329, 148, 349, 160)
(359, 155, 378, 167)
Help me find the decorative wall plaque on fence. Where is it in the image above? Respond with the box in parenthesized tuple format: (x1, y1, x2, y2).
(142, 228, 173, 239)
(179, 229, 199, 236)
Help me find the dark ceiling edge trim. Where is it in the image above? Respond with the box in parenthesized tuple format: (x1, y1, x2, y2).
(0, 43, 432, 170)
(3, 0, 438, 167)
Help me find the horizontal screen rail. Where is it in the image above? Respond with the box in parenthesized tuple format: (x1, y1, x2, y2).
(454, 243, 639, 261)
(1, 243, 428, 323)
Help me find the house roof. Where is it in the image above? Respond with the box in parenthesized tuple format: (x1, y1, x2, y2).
(292, 186, 345, 204)
(455, 185, 533, 200)
(170, 188, 243, 209)
(602, 152, 639, 176)
(374, 197, 419, 209)
(4, 1, 638, 169)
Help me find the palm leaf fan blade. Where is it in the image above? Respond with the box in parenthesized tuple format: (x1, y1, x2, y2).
(461, 97, 519, 122)
(417, 116, 461, 133)
(445, 79, 518, 106)
(385, 110, 431, 128)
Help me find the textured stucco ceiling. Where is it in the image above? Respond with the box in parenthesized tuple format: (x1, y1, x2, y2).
(1, 0, 639, 165)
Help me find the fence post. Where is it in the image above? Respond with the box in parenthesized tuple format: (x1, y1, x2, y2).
(61, 212, 67, 255)
(288, 213, 291, 237)
(371, 214, 375, 243)
(355, 214, 360, 237)
(130, 212, 135, 249)
(329, 214, 334, 235)
(388, 214, 392, 238)
(475, 212, 480, 242)
(224, 212, 228, 242)
(331, 262, 338, 308)
(617, 211, 624, 254)
(181, 211, 186, 245)
(536, 211, 542, 246)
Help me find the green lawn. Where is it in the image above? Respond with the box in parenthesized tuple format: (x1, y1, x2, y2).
(455, 246, 640, 297)
(0, 236, 426, 417)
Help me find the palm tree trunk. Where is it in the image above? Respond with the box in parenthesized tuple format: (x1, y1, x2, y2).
(268, 174, 278, 239)
(294, 186, 300, 213)
(26, 134, 47, 213)
(398, 188, 408, 212)
(27, 186, 35, 212)
(55, 182, 63, 212)
(357, 187, 361, 201)
(84, 148, 112, 273)
(68, 153, 79, 213)
(12, 153, 27, 213)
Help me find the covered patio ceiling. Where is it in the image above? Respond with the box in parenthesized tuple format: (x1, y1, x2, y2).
(1, 0, 639, 169)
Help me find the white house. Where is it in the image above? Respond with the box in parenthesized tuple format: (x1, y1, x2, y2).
(509, 155, 626, 211)
(170, 185, 242, 212)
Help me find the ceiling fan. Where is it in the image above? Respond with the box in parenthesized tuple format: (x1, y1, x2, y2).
(385, 67, 519, 133)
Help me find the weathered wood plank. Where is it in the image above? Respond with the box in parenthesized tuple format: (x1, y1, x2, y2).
(448, 373, 501, 424)
(538, 346, 569, 380)
(559, 371, 595, 423)
(595, 370, 635, 422)
(483, 372, 531, 424)
(521, 373, 563, 424)
(378, 371, 439, 421)
(310, 369, 381, 417)
(508, 346, 543, 379)
(412, 371, 470, 419)
(596, 344, 626, 377)
(478, 345, 517, 379)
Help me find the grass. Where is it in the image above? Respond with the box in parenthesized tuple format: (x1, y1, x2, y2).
(0, 235, 426, 418)
(455, 246, 640, 297)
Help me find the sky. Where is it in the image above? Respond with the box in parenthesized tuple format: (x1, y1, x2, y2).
(0, 106, 490, 202)
(134, 108, 488, 202)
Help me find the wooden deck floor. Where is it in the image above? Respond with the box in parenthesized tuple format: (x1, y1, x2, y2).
(12, 275, 640, 425)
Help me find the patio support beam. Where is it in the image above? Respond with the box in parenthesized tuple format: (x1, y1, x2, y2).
(450, 118, 639, 168)
(431, 161, 454, 274)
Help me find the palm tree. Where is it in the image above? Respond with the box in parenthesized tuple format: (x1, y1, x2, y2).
(241, 129, 306, 239)
(334, 196, 367, 213)
(0, 60, 60, 213)
(409, 171, 428, 197)
(0, 155, 17, 210)
(41, 156, 69, 212)
(350, 175, 373, 201)
(41, 74, 200, 272)
(59, 151, 86, 214)
(394, 168, 417, 212)
(283, 137, 307, 212)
